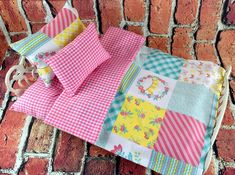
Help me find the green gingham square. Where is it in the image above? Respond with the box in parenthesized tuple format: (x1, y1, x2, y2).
(102, 92, 126, 131)
(143, 49, 185, 79)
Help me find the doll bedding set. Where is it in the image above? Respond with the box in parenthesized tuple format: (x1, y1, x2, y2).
(9, 3, 228, 175)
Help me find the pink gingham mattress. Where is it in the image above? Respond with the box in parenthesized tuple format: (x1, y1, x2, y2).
(44, 27, 145, 143)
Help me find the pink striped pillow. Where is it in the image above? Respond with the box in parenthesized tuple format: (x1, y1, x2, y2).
(45, 23, 111, 96)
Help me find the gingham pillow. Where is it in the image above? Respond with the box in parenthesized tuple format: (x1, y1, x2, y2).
(10, 2, 86, 87)
(10, 77, 63, 120)
(45, 23, 111, 96)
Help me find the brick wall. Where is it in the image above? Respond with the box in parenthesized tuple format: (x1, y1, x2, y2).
(0, 0, 235, 175)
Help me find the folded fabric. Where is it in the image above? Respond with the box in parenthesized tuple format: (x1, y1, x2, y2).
(10, 77, 63, 120)
(10, 2, 86, 87)
(44, 23, 111, 96)
(44, 27, 145, 143)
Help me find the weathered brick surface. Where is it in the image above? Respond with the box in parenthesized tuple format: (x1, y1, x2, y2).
(217, 30, 235, 75)
(54, 131, 85, 172)
(0, 0, 27, 32)
(19, 158, 48, 175)
(22, 0, 46, 22)
(26, 119, 54, 153)
(124, 0, 145, 21)
(119, 158, 146, 175)
(222, 167, 235, 175)
(10, 33, 27, 42)
(99, 0, 122, 33)
(196, 0, 222, 40)
(47, 0, 66, 14)
(126, 25, 143, 35)
(225, 0, 235, 25)
(84, 159, 115, 175)
(222, 104, 234, 125)
(150, 0, 171, 34)
(0, 108, 26, 168)
(0, 29, 8, 65)
(195, 43, 218, 63)
(175, 0, 198, 24)
(147, 36, 168, 53)
(217, 129, 235, 162)
(73, 0, 95, 19)
(89, 145, 114, 157)
(30, 23, 46, 33)
(172, 28, 192, 59)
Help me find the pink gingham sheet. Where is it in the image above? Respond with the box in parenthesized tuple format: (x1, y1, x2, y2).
(44, 27, 145, 144)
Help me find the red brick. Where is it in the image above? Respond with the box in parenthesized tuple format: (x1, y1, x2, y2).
(126, 26, 143, 35)
(0, 108, 26, 168)
(124, 0, 145, 21)
(0, 29, 8, 65)
(216, 129, 235, 162)
(175, 0, 198, 24)
(99, 0, 122, 33)
(0, 0, 27, 32)
(73, 0, 95, 19)
(30, 23, 46, 33)
(225, 0, 235, 25)
(54, 131, 85, 172)
(26, 120, 53, 153)
(119, 158, 146, 175)
(222, 104, 234, 125)
(47, 0, 66, 14)
(84, 159, 115, 175)
(89, 145, 114, 157)
(19, 158, 48, 175)
(147, 36, 168, 53)
(204, 158, 216, 175)
(0, 51, 19, 104)
(217, 30, 235, 76)
(150, 0, 171, 34)
(223, 167, 235, 175)
(22, 0, 46, 22)
(195, 43, 218, 63)
(172, 28, 192, 59)
(196, 0, 222, 40)
(10, 33, 28, 42)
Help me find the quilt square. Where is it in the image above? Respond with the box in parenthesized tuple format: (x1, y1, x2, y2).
(178, 60, 225, 96)
(142, 49, 185, 79)
(128, 69, 176, 109)
(112, 95, 166, 149)
(154, 110, 206, 166)
(167, 81, 215, 125)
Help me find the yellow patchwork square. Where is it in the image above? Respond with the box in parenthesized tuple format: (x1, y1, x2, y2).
(112, 95, 166, 149)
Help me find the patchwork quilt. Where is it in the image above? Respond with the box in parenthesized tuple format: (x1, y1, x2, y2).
(44, 44, 225, 175)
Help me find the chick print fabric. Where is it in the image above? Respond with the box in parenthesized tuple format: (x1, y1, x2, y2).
(112, 95, 166, 149)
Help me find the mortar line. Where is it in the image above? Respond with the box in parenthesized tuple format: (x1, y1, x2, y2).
(78, 141, 88, 175)
(0, 15, 11, 44)
(190, 0, 203, 60)
(42, 0, 53, 23)
(119, 0, 126, 28)
(143, 0, 150, 39)
(93, 0, 101, 34)
(17, 0, 32, 35)
(13, 116, 34, 175)
(24, 152, 50, 158)
(167, 0, 177, 54)
(48, 128, 59, 174)
(125, 21, 144, 26)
